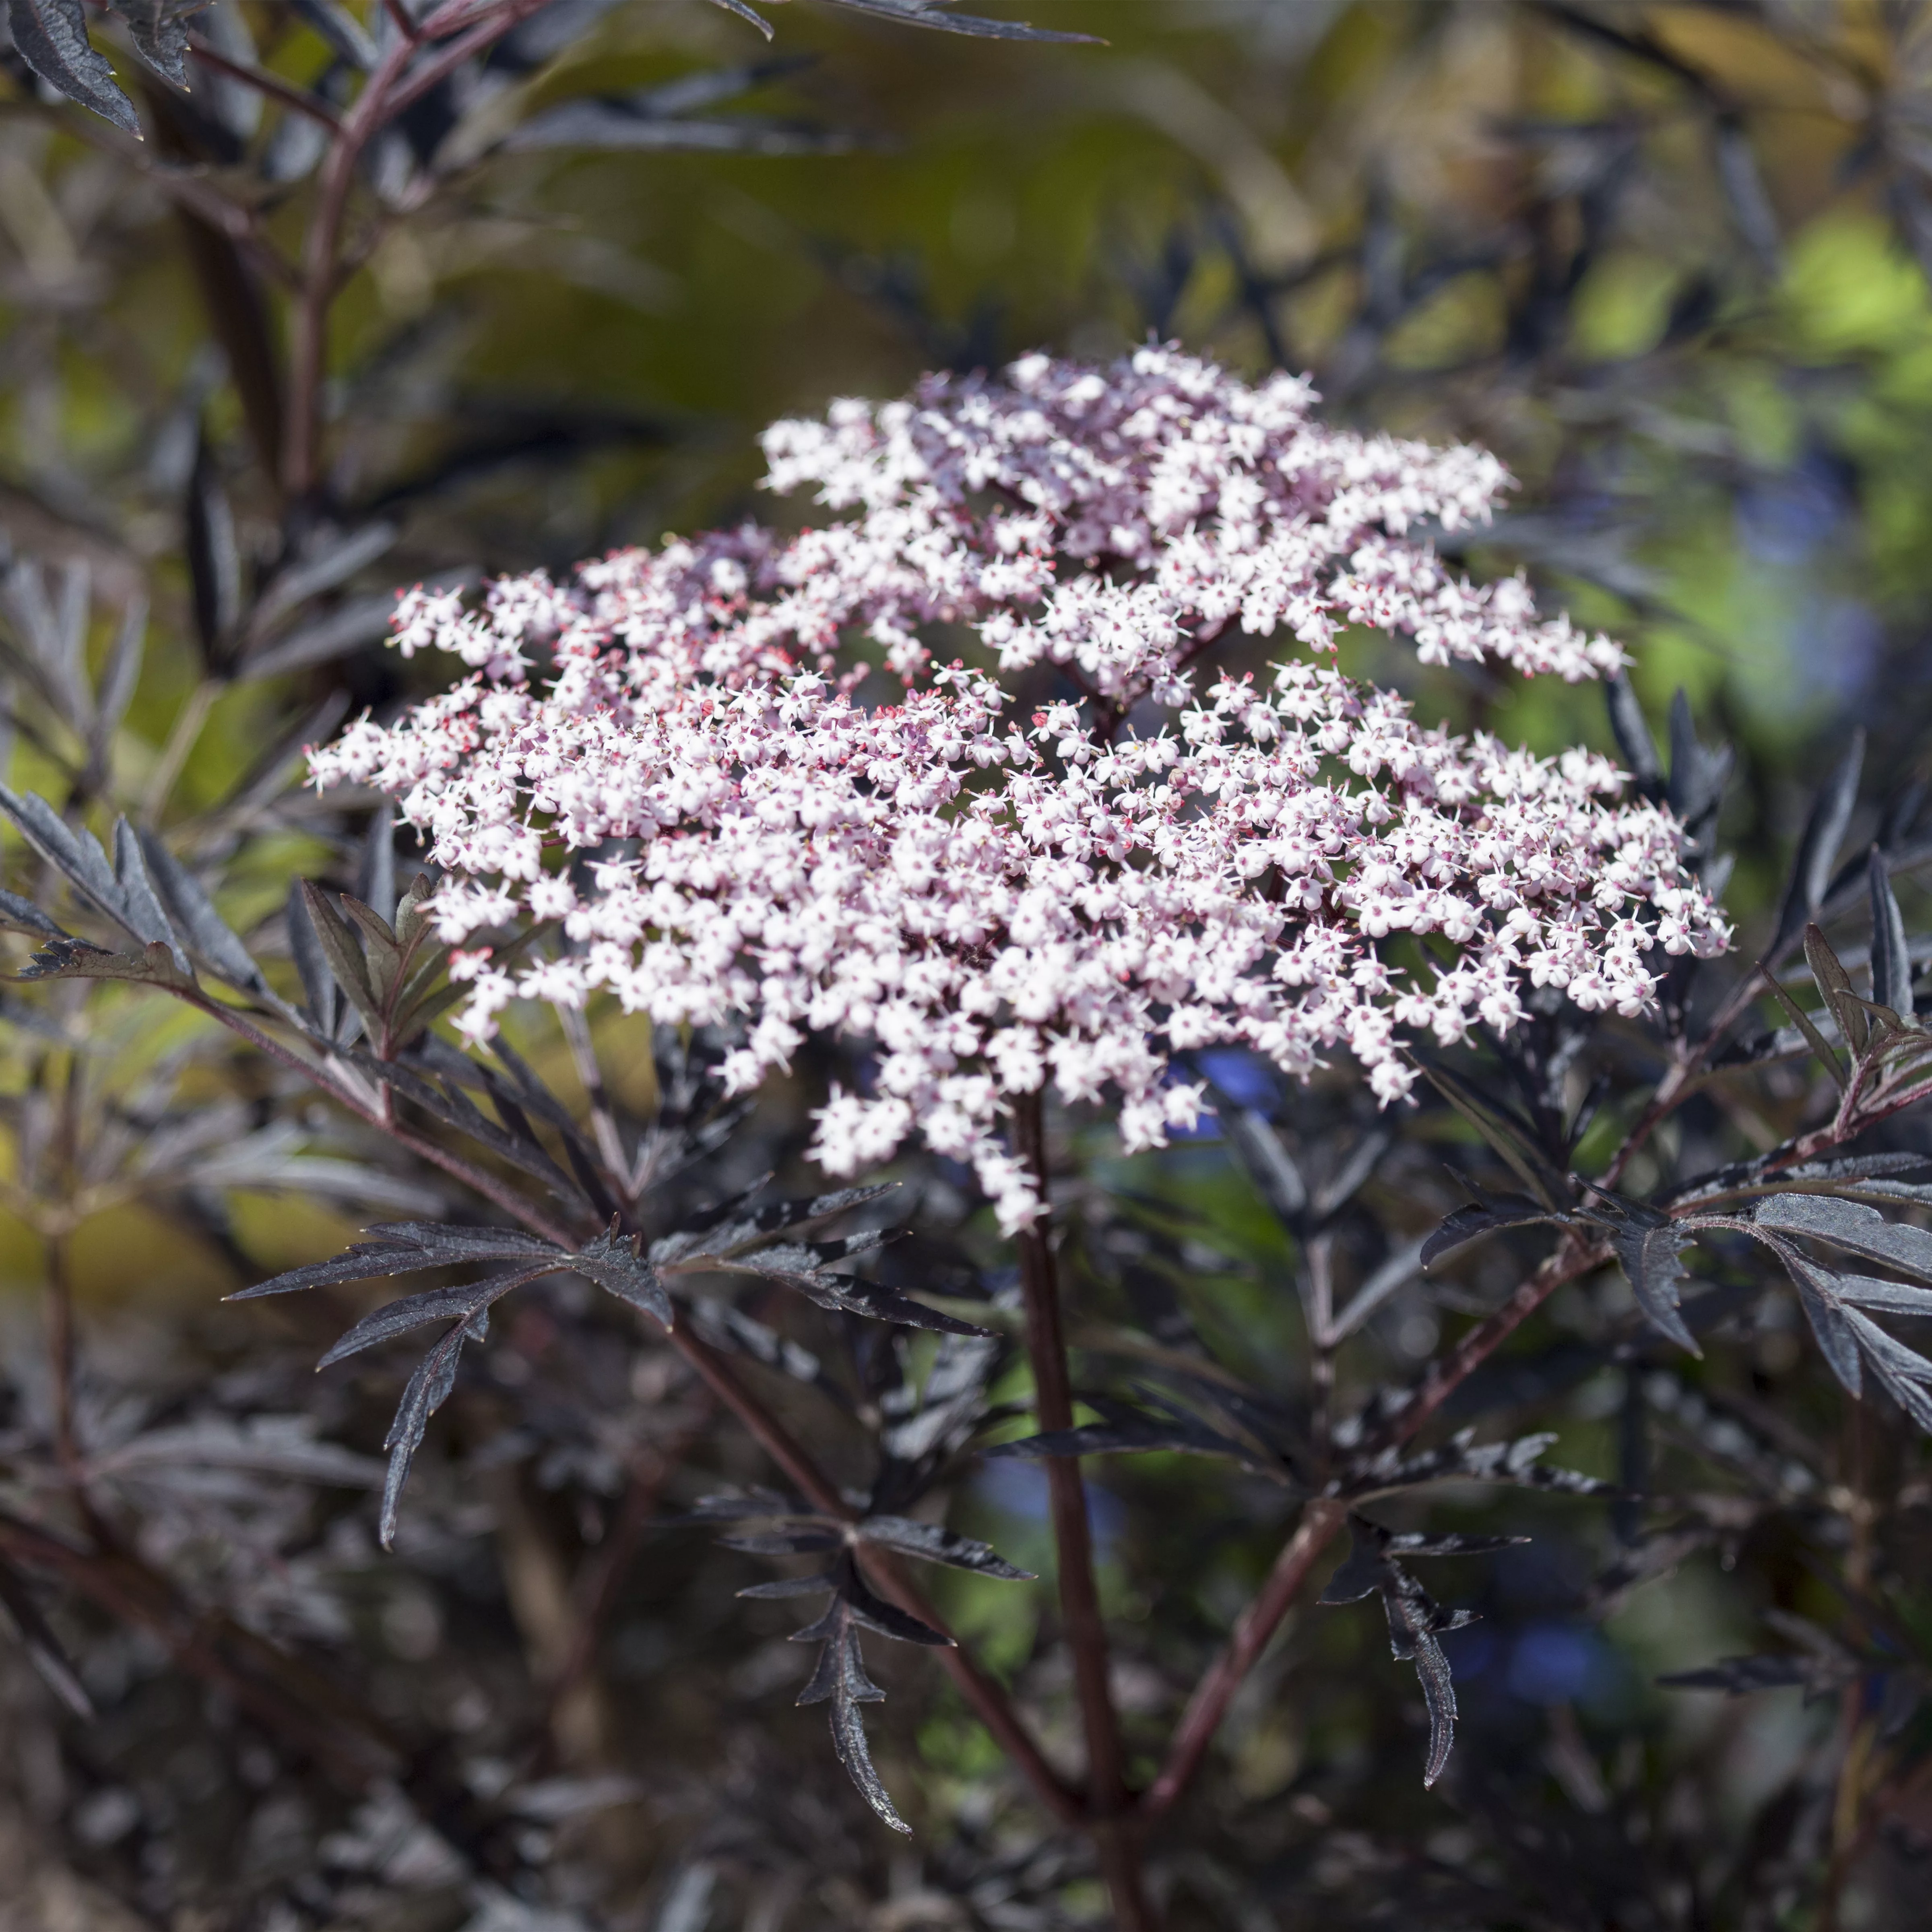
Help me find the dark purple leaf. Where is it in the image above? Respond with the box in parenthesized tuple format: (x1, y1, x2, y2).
(227, 1224, 561, 1302)
(1773, 733, 1865, 955)
(855, 1514, 1034, 1580)
(379, 1315, 478, 1548)
(571, 1220, 673, 1329)
(1604, 1210, 1700, 1355)
(1604, 671, 1662, 790)
(7, 0, 139, 131)
(1754, 1193, 1932, 1283)
(0, 1555, 93, 1719)
(0, 888, 69, 941)
(316, 1269, 536, 1368)
(138, 831, 269, 998)
(1870, 847, 1913, 1016)
(113, 0, 189, 87)
(1422, 1193, 1561, 1267)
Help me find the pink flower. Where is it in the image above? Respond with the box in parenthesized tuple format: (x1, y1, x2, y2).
(312, 347, 1730, 1230)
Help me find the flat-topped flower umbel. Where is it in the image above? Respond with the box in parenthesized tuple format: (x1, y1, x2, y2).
(311, 347, 1730, 1229)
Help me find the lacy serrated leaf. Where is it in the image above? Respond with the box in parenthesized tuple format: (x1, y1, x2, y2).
(0, 787, 121, 925)
(1753, 1153, 1932, 1189)
(1384, 1568, 1464, 1788)
(343, 1046, 584, 1206)
(1385, 1530, 1528, 1558)
(109, 819, 187, 970)
(1841, 1309, 1932, 1431)
(1753, 1236, 1864, 1398)
(1319, 1513, 1513, 1787)
(115, 0, 190, 86)
(1318, 1517, 1393, 1606)
(787, 1570, 918, 1834)
(571, 1220, 673, 1328)
(737, 1571, 842, 1600)
(0, 888, 68, 941)
(1421, 1192, 1562, 1267)
(227, 1223, 563, 1301)
(379, 1315, 478, 1549)
(772, 1268, 993, 1337)
(316, 1268, 539, 1369)
(854, 1515, 1034, 1580)
(1597, 1203, 1701, 1354)
(1754, 1193, 1932, 1283)
(1834, 1275, 1932, 1317)
(19, 936, 193, 989)
(1346, 1427, 1614, 1499)
(650, 1181, 894, 1265)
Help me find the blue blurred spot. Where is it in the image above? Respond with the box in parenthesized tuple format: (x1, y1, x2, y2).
(1795, 597, 1881, 702)
(1736, 456, 1848, 566)
(1506, 1623, 1614, 1705)
(974, 1459, 1126, 1554)
(1195, 1049, 1278, 1110)
(1440, 1622, 1498, 1681)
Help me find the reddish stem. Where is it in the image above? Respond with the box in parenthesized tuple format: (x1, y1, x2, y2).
(282, 0, 562, 496)
(1141, 1499, 1348, 1817)
(175, 987, 1079, 1827)
(1011, 1093, 1156, 1929)
(1011, 1093, 1126, 1809)
(188, 38, 342, 129)
(1141, 1232, 1607, 1821)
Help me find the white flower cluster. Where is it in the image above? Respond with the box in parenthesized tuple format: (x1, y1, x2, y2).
(311, 347, 1728, 1230)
